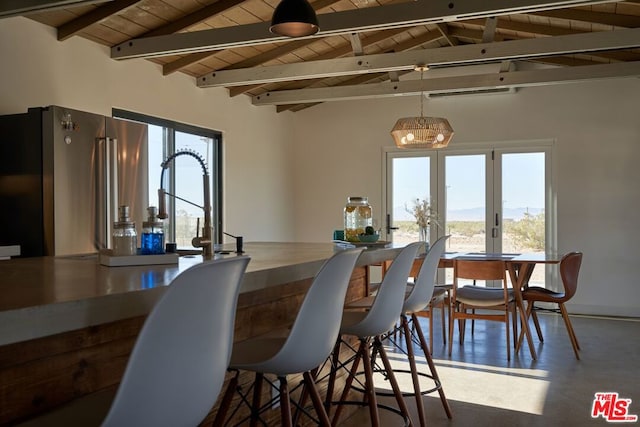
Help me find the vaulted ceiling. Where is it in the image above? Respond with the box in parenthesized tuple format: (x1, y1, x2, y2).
(6, 0, 640, 112)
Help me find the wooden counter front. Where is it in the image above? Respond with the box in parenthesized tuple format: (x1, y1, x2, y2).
(0, 242, 406, 425)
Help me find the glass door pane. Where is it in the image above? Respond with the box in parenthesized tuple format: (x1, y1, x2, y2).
(443, 154, 488, 253)
(388, 156, 432, 245)
(501, 151, 546, 285)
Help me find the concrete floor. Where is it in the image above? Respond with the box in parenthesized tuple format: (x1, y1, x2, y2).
(339, 312, 640, 426)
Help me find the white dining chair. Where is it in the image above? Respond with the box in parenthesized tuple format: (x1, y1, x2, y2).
(17, 256, 250, 427)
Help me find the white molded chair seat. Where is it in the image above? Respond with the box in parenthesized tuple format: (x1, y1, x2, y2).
(18, 256, 250, 427)
(213, 248, 364, 427)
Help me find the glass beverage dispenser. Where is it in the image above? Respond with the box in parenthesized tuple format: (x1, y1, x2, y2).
(344, 196, 372, 242)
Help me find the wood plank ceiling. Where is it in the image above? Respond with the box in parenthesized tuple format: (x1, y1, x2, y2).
(13, 0, 640, 112)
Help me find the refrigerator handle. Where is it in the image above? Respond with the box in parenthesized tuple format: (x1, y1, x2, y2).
(95, 137, 118, 250)
(108, 137, 119, 250)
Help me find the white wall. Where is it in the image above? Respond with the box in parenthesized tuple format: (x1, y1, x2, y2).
(0, 17, 295, 242)
(292, 74, 640, 317)
(2, 17, 638, 317)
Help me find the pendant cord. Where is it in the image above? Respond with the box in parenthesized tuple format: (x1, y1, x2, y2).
(419, 68, 425, 118)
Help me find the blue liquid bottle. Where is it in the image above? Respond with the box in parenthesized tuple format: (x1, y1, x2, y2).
(141, 206, 165, 255)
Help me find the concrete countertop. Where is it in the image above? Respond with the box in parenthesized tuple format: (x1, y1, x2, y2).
(0, 241, 410, 346)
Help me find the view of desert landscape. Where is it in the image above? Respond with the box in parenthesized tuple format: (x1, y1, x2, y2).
(394, 218, 547, 286)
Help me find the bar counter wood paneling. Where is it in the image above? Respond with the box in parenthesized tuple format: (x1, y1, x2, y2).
(0, 242, 407, 425)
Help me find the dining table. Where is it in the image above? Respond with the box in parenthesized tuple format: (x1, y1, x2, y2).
(435, 251, 565, 360)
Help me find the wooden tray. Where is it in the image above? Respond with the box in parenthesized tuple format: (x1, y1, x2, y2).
(333, 240, 392, 248)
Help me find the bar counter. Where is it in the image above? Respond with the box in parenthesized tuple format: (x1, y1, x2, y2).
(0, 242, 402, 347)
(0, 241, 406, 425)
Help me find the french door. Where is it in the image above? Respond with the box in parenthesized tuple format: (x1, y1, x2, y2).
(384, 141, 555, 286)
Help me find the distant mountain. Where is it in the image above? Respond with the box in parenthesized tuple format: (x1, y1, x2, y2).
(393, 206, 543, 221)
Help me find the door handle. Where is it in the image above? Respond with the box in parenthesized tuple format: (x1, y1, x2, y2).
(386, 214, 399, 234)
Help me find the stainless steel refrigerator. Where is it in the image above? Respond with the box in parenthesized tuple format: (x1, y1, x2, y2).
(0, 105, 148, 257)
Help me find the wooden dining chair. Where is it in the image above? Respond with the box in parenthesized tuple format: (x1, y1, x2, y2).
(521, 252, 583, 359)
(449, 259, 517, 360)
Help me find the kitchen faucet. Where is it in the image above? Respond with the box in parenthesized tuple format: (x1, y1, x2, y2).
(157, 150, 213, 259)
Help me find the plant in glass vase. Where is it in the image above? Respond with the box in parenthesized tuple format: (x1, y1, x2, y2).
(405, 198, 440, 244)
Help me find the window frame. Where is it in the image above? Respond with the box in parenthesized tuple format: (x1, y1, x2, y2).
(112, 109, 223, 244)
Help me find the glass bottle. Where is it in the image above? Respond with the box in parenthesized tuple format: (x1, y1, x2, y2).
(112, 205, 137, 256)
(344, 196, 372, 242)
(140, 206, 165, 255)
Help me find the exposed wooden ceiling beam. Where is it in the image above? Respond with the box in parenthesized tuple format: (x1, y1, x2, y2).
(252, 60, 640, 105)
(56, 0, 138, 40)
(482, 17, 498, 42)
(160, 0, 342, 75)
(227, 27, 409, 97)
(236, 29, 441, 105)
(144, 0, 247, 38)
(269, 30, 442, 94)
(163, 52, 215, 76)
(350, 33, 364, 56)
(164, 39, 317, 75)
(529, 8, 640, 27)
(446, 27, 508, 42)
(436, 23, 459, 46)
(219, 30, 442, 92)
(198, 27, 640, 87)
(462, 17, 576, 36)
(0, 0, 113, 18)
(111, 0, 622, 59)
(278, 69, 413, 112)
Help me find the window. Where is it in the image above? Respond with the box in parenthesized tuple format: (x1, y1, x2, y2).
(113, 109, 222, 248)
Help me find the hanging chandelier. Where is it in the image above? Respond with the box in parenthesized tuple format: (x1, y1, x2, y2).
(390, 65, 454, 149)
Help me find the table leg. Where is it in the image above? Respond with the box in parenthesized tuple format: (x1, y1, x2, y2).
(508, 262, 538, 360)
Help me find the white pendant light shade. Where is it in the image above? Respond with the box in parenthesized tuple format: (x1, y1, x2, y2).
(390, 116, 454, 149)
(270, 0, 319, 37)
